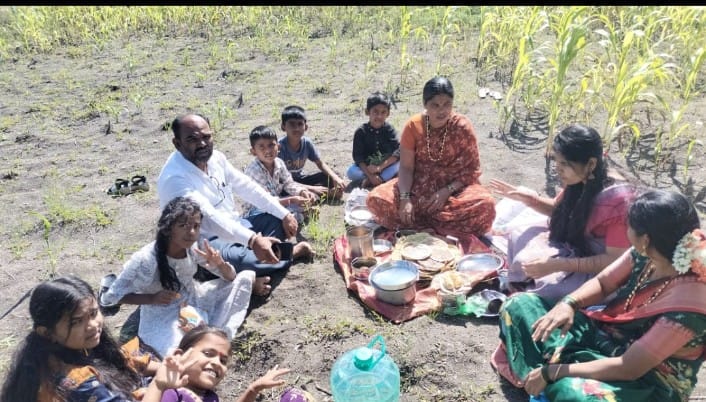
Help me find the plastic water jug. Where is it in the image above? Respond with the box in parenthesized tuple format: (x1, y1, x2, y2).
(330, 335, 400, 402)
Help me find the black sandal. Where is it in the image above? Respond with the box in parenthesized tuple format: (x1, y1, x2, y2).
(107, 178, 131, 197)
(130, 175, 150, 193)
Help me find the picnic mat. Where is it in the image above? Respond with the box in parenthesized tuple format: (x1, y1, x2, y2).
(333, 229, 497, 323)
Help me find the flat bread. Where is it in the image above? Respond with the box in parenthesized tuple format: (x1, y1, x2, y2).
(417, 258, 445, 272)
(430, 246, 454, 263)
(401, 244, 431, 261)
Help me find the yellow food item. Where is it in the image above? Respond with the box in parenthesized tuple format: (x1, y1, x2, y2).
(442, 272, 465, 291)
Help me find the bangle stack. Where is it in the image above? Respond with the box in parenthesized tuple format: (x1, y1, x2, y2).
(446, 183, 456, 194)
(399, 191, 411, 200)
(560, 295, 580, 311)
(540, 364, 558, 384)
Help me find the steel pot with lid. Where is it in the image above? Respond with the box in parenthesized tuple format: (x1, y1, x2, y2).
(369, 260, 419, 305)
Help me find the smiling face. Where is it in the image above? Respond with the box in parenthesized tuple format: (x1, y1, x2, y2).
(173, 115, 214, 170)
(48, 297, 103, 351)
(251, 137, 279, 168)
(366, 104, 390, 129)
(181, 333, 230, 392)
(423, 94, 453, 129)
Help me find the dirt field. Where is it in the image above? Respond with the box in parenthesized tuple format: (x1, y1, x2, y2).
(1, 26, 705, 402)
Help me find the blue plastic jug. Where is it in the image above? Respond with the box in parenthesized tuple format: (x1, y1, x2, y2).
(330, 335, 400, 402)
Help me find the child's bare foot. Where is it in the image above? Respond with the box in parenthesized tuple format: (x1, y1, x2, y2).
(254, 276, 271, 297)
(293, 241, 315, 261)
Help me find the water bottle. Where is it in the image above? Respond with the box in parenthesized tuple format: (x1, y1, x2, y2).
(330, 335, 400, 402)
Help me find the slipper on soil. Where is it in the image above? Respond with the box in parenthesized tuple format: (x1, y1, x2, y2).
(489, 90, 503, 101)
(107, 178, 131, 197)
(130, 175, 150, 193)
(478, 87, 490, 99)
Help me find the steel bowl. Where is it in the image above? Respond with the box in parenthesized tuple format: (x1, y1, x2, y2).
(350, 256, 377, 281)
(372, 238, 393, 255)
(369, 260, 419, 305)
(347, 205, 374, 226)
(456, 253, 505, 274)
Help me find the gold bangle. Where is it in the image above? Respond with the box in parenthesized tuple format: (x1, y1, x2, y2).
(560, 295, 579, 311)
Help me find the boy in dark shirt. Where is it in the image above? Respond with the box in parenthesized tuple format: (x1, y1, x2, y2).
(346, 92, 400, 188)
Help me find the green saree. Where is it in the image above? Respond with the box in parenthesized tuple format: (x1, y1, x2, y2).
(499, 250, 706, 402)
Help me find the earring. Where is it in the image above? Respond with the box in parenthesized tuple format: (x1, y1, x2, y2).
(588, 172, 595, 180)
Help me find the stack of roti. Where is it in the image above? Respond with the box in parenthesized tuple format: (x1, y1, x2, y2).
(391, 232, 462, 287)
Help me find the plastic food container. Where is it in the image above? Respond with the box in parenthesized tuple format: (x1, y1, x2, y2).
(369, 260, 419, 305)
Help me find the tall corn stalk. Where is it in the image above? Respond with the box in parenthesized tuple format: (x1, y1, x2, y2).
(595, 10, 676, 153)
(498, 7, 548, 130)
(544, 7, 590, 155)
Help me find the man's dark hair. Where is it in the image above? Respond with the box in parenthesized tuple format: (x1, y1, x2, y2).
(171, 113, 210, 139)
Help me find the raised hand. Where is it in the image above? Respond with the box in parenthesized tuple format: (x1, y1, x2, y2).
(152, 348, 195, 392)
(194, 239, 225, 268)
(250, 364, 291, 392)
(488, 179, 538, 205)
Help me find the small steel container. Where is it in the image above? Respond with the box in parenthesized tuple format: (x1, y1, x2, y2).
(369, 260, 419, 305)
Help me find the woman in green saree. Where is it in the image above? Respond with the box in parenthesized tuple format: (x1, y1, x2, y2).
(492, 189, 706, 401)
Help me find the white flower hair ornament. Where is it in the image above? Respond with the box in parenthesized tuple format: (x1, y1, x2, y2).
(672, 228, 706, 279)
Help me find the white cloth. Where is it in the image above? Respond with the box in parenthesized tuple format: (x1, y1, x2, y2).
(101, 242, 255, 357)
(157, 150, 290, 245)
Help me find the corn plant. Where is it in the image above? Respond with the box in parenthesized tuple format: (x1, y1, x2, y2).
(434, 6, 461, 75)
(595, 11, 676, 152)
(499, 7, 548, 130)
(543, 7, 590, 155)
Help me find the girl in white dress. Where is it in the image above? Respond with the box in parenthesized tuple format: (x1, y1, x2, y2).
(102, 196, 264, 358)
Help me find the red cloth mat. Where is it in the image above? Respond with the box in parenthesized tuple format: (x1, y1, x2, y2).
(332, 229, 497, 323)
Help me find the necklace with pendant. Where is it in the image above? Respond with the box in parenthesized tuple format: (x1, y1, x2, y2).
(425, 115, 448, 162)
(623, 260, 678, 311)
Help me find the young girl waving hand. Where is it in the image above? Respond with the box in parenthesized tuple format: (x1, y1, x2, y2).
(101, 196, 270, 358)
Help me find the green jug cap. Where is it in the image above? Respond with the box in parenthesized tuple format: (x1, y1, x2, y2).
(353, 347, 373, 370)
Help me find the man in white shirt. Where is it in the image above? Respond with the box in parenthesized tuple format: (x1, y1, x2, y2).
(158, 113, 312, 280)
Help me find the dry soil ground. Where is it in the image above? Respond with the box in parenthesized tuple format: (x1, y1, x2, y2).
(0, 29, 705, 402)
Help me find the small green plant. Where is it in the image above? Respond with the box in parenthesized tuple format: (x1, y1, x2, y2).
(231, 329, 263, 362)
(28, 211, 58, 278)
(302, 205, 344, 256)
(301, 314, 373, 343)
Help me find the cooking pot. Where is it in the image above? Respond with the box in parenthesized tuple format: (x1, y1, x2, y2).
(369, 260, 419, 305)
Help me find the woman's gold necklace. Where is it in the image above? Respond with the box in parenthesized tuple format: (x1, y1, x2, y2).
(425, 115, 449, 162)
(623, 260, 677, 312)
